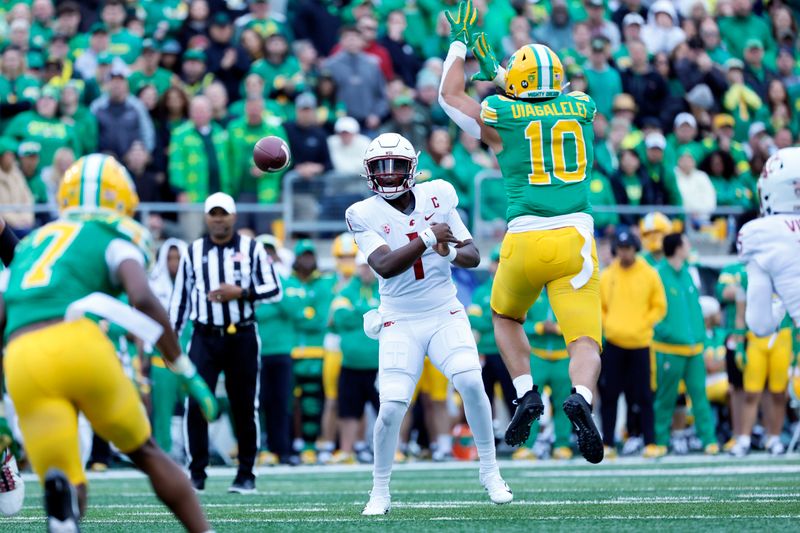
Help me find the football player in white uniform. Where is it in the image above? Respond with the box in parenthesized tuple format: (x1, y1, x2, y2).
(346, 133, 512, 515)
(738, 147, 800, 335)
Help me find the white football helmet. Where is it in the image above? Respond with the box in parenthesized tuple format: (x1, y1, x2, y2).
(0, 448, 24, 517)
(758, 147, 800, 215)
(362, 133, 419, 200)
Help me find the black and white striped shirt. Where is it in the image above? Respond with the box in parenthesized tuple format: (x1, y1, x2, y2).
(169, 234, 281, 333)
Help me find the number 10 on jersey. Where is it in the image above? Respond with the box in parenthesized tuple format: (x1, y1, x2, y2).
(525, 118, 587, 185)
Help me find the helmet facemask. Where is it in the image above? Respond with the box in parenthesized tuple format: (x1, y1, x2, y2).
(364, 156, 416, 200)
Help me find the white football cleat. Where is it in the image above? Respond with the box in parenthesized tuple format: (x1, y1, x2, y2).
(481, 472, 513, 505)
(0, 448, 24, 517)
(362, 492, 391, 516)
(766, 437, 785, 456)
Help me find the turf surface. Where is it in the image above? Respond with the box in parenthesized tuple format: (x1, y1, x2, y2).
(8, 455, 800, 532)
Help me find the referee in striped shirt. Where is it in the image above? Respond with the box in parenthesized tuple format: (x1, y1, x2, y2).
(170, 192, 281, 494)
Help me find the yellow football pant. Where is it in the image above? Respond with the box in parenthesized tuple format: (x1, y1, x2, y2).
(744, 329, 792, 394)
(322, 350, 343, 400)
(491, 227, 602, 347)
(4, 318, 151, 485)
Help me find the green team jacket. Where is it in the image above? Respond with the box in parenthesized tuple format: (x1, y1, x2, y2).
(290, 270, 337, 358)
(227, 115, 288, 202)
(468, 275, 497, 355)
(255, 274, 306, 356)
(524, 290, 568, 360)
(653, 260, 706, 355)
(715, 262, 746, 331)
(330, 276, 380, 370)
(168, 122, 233, 202)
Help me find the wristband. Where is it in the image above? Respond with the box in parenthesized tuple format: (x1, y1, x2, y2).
(419, 228, 437, 248)
(169, 354, 197, 378)
(446, 245, 458, 263)
(448, 41, 467, 59)
(492, 66, 507, 88)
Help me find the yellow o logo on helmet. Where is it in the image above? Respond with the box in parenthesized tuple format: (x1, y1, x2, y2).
(57, 154, 139, 217)
(505, 43, 564, 99)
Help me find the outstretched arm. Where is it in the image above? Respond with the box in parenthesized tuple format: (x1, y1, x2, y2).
(438, 3, 502, 150)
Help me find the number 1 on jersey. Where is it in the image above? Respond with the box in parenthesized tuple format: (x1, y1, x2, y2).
(21, 222, 81, 288)
(406, 232, 425, 280)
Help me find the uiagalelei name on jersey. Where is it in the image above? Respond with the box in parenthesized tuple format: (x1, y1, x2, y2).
(480, 91, 597, 221)
(3, 210, 154, 337)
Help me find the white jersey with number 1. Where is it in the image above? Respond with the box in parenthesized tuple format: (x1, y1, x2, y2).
(345, 180, 472, 319)
(738, 214, 800, 335)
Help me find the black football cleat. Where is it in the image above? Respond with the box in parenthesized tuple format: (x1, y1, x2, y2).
(45, 468, 80, 533)
(504, 386, 544, 446)
(563, 389, 604, 464)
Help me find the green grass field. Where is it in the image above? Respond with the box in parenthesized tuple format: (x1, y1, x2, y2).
(7, 455, 800, 532)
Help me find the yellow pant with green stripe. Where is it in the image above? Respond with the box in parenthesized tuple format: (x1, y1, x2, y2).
(491, 227, 601, 347)
(4, 319, 151, 485)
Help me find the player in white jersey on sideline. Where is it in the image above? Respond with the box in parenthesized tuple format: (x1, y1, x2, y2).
(345, 133, 512, 515)
(738, 147, 800, 335)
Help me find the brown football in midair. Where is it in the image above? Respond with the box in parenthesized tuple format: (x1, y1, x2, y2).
(253, 136, 291, 172)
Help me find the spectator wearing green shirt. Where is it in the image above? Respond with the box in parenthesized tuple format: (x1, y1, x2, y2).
(742, 38, 778, 102)
(16, 142, 48, 225)
(562, 21, 592, 68)
(584, 36, 623, 119)
(698, 18, 732, 67)
(4, 85, 79, 169)
(642, 133, 682, 206)
(228, 96, 288, 233)
(664, 113, 702, 172)
(234, 0, 289, 41)
(718, 0, 776, 68)
(129, 40, 177, 97)
(0, 45, 41, 128)
(248, 32, 304, 101)
(255, 234, 305, 465)
(73, 23, 111, 82)
(101, 0, 143, 65)
(610, 149, 657, 227)
(330, 253, 380, 463)
(588, 171, 619, 235)
(58, 81, 98, 156)
(180, 49, 216, 97)
(29, 0, 53, 51)
(700, 150, 754, 209)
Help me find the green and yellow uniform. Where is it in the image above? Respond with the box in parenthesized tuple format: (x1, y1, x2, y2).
(652, 259, 716, 448)
(290, 271, 337, 445)
(524, 290, 572, 451)
(480, 88, 601, 348)
(331, 277, 380, 371)
(704, 327, 729, 404)
(3, 210, 154, 485)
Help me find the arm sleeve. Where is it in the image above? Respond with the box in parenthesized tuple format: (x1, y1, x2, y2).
(345, 206, 387, 260)
(169, 247, 193, 336)
(438, 42, 482, 139)
(251, 241, 282, 302)
(745, 261, 784, 337)
(105, 238, 145, 287)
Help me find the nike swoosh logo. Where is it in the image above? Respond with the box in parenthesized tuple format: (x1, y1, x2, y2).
(450, 310, 461, 315)
(424, 214, 434, 221)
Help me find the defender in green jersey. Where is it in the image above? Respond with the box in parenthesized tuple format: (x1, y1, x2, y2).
(0, 154, 214, 532)
(440, 0, 603, 463)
